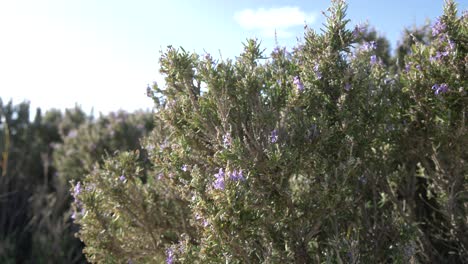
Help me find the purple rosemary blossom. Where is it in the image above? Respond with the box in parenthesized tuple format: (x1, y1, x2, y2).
(73, 182, 82, 200)
(119, 175, 126, 182)
(344, 83, 351, 91)
(404, 63, 411, 73)
(181, 165, 188, 172)
(213, 168, 225, 190)
(146, 87, 152, 98)
(229, 169, 245, 181)
(370, 55, 378, 65)
(166, 248, 175, 264)
(432, 18, 446, 37)
(222, 132, 232, 147)
(157, 173, 163, 180)
(313, 64, 322, 80)
(362, 41, 376, 51)
(432, 83, 449, 95)
(195, 213, 210, 227)
(352, 23, 366, 37)
(293, 76, 304, 92)
(431, 50, 449, 62)
(270, 129, 278, 143)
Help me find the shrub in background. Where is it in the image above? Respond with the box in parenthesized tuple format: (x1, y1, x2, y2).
(0, 101, 154, 263)
(0, 100, 86, 263)
(54, 110, 154, 184)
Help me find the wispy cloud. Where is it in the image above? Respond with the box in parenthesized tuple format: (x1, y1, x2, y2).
(234, 7, 317, 38)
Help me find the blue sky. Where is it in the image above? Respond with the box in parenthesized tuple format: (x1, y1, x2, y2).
(0, 0, 466, 116)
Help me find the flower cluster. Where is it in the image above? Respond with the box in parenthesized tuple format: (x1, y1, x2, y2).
(222, 132, 232, 147)
(431, 83, 449, 95)
(293, 76, 304, 92)
(361, 41, 377, 51)
(72, 182, 84, 219)
(73, 182, 82, 199)
(146, 86, 153, 98)
(212, 167, 246, 190)
(352, 23, 367, 37)
(429, 37, 455, 62)
(166, 248, 174, 264)
(432, 17, 446, 37)
(195, 213, 209, 227)
(270, 129, 279, 143)
(213, 168, 226, 190)
(229, 169, 245, 181)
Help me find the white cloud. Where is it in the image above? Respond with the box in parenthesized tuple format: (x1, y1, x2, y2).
(234, 7, 317, 38)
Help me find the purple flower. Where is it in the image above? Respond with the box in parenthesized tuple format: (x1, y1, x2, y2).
(146, 87, 153, 98)
(370, 55, 378, 65)
(73, 182, 82, 199)
(166, 248, 175, 264)
(313, 64, 322, 80)
(352, 23, 366, 37)
(432, 18, 446, 36)
(213, 168, 225, 190)
(229, 169, 245, 181)
(157, 173, 163, 180)
(181, 165, 188, 172)
(270, 129, 278, 143)
(404, 63, 411, 73)
(432, 83, 449, 95)
(223, 132, 232, 147)
(344, 83, 351, 91)
(362, 41, 376, 51)
(293, 76, 304, 92)
(433, 50, 450, 62)
(119, 175, 126, 182)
